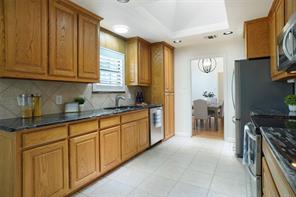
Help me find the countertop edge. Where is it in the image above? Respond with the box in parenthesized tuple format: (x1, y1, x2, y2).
(260, 128, 296, 194)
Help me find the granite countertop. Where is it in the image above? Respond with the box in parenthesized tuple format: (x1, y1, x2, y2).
(261, 127, 296, 194)
(0, 104, 162, 132)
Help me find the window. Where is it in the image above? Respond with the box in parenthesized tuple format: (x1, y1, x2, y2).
(92, 47, 125, 92)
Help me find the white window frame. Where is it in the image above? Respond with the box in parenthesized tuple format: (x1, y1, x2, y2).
(92, 47, 126, 93)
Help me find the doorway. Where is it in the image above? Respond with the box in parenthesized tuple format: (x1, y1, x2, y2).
(190, 57, 225, 139)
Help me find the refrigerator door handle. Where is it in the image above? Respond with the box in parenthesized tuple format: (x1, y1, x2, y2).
(232, 116, 236, 123)
(231, 70, 235, 110)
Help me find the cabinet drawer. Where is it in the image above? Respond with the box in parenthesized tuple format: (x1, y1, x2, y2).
(69, 120, 98, 137)
(22, 126, 67, 149)
(100, 116, 120, 129)
(121, 110, 148, 123)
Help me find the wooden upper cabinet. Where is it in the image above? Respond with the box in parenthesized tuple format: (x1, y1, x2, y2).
(285, 0, 296, 23)
(244, 17, 270, 59)
(3, 0, 47, 75)
(100, 126, 121, 173)
(78, 13, 99, 80)
(49, 0, 77, 78)
(139, 40, 151, 85)
(121, 121, 138, 161)
(275, 0, 285, 38)
(70, 132, 100, 190)
(23, 140, 69, 197)
(126, 37, 151, 86)
(164, 45, 174, 92)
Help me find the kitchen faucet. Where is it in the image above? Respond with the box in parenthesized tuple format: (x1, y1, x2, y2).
(115, 95, 126, 107)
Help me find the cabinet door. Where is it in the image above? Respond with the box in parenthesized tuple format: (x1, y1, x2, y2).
(100, 126, 121, 172)
(138, 40, 151, 85)
(138, 118, 149, 152)
(276, 0, 285, 38)
(70, 132, 100, 190)
(78, 13, 99, 80)
(23, 140, 69, 197)
(285, 0, 296, 23)
(121, 122, 138, 161)
(262, 157, 280, 197)
(164, 93, 175, 139)
(126, 39, 138, 85)
(49, 0, 77, 78)
(244, 18, 270, 59)
(270, 12, 280, 77)
(4, 0, 47, 75)
(164, 46, 174, 92)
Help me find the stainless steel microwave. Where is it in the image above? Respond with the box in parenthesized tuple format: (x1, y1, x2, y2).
(278, 12, 296, 72)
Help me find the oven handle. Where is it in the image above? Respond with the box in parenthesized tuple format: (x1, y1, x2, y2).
(246, 126, 257, 141)
(246, 165, 257, 181)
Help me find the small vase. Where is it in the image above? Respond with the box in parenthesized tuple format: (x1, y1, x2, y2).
(288, 105, 296, 112)
(79, 104, 85, 112)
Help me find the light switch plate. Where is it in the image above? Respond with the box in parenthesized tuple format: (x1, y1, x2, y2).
(55, 95, 63, 105)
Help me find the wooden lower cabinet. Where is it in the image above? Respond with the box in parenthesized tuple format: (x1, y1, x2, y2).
(69, 132, 100, 190)
(138, 118, 149, 152)
(262, 157, 280, 197)
(121, 121, 139, 161)
(22, 140, 69, 197)
(164, 93, 175, 139)
(100, 126, 121, 172)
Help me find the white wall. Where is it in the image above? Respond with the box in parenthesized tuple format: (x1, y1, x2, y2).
(174, 39, 244, 142)
(191, 57, 224, 102)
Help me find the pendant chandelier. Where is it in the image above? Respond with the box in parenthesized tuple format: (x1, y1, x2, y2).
(198, 58, 217, 73)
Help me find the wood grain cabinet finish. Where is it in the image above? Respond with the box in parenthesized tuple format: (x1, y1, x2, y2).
(137, 118, 149, 152)
(22, 140, 69, 197)
(121, 121, 138, 161)
(2, 0, 48, 76)
(126, 37, 151, 86)
(244, 17, 270, 59)
(78, 13, 99, 80)
(69, 132, 100, 190)
(164, 93, 175, 139)
(0, 0, 101, 83)
(285, 0, 296, 23)
(100, 126, 121, 173)
(262, 157, 280, 197)
(49, 0, 77, 78)
(164, 45, 174, 93)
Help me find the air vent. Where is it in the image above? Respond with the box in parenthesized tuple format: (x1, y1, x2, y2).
(205, 35, 217, 40)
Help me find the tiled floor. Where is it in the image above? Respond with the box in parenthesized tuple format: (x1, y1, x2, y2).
(72, 136, 247, 197)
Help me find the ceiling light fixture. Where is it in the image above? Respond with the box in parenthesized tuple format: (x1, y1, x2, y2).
(113, 25, 129, 34)
(117, 0, 130, 3)
(173, 40, 182, 44)
(223, 31, 233, 35)
(198, 58, 217, 73)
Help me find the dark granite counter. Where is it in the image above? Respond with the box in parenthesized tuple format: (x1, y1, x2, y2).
(0, 104, 162, 132)
(261, 127, 296, 194)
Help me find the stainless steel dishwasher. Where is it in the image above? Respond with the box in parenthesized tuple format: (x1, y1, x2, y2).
(150, 106, 164, 146)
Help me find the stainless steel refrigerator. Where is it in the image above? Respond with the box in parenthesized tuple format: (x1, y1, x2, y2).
(232, 58, 293, 157)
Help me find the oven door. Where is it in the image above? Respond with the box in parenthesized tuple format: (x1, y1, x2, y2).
(246, 166, 262, 197)
(245, 123, 262, 176)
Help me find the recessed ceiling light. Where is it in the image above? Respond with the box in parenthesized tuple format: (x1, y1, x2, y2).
(112, 25, 129, 34)
(204, 35, 217, 40)
(173, 40, 182, 44)
(117, 0, 130, 3)
(223, 31, 233, 35)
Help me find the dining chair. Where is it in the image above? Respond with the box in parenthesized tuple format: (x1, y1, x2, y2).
(193, 99, 209, 131)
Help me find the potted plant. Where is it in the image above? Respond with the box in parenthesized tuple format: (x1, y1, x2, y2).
(74, 97, 85, 112)
(284, 94, 296, 112)
(203, 91, 216, 104)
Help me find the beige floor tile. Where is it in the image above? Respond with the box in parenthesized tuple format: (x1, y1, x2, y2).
(153, 163, 186, 180)
(168, 182, 208, 197)
(210, 175, 246, 196)
(180, 168, 213, 189)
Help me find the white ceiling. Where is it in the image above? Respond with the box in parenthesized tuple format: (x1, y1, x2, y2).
(72, 0, 273, 47)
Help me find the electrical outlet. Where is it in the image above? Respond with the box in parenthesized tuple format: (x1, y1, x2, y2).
(55, 95, 63, 105)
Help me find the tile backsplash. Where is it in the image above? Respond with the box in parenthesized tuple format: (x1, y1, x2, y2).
(0, 78, 140, 120)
